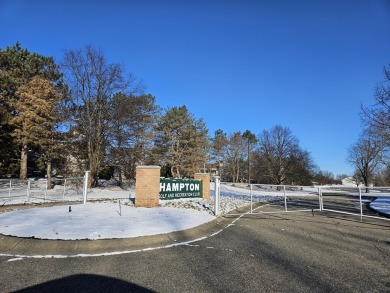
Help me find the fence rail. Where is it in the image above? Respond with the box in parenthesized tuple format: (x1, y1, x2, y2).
(216, 181, 390, 221)
(0, 177, 86, 205)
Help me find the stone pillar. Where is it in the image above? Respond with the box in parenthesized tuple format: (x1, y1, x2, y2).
(194, 173, 210, 199)
(135, 166, 161, 207)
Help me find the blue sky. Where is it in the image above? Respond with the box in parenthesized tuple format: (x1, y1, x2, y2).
(1, 0, 390, 176)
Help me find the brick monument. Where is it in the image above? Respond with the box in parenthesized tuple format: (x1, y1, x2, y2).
(135, 165, 161, 207)
(194, 173, 210, 199)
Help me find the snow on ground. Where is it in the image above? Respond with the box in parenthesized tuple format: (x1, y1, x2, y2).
(0, 182, 389, 240)
(0, 202, 215, 240)
(369, 196, 390, 216)
(0, 183, 282, 240)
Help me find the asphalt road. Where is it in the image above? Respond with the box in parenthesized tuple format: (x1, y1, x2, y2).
(0, 207, 389, 293)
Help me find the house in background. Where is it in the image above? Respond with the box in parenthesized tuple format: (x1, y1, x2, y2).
(198, 163, 221, 177)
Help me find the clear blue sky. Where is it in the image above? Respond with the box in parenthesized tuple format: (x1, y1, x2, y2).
(1, 0, 390, 176)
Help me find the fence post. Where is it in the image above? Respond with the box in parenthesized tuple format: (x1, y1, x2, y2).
(283, 185, 287, 212)
(318, 187, 322, 211)
(83, 171, 89, 204)
(44, 179, 48, 202)
(250, 184, 253, 214)
(27, 180, 31, 200)
(213, 176, 220, 216)
(9, 180, 11, 200)
(63, 179, 66, 200)
(358, 186, 363, 221)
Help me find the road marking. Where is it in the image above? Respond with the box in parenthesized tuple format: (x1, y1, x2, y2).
(0, 204, 263, 260)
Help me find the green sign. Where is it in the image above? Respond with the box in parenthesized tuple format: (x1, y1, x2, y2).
(159, 178, 203, 200)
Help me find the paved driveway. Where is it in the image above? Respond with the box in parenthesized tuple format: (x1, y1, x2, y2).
(0, 210, 389, 292)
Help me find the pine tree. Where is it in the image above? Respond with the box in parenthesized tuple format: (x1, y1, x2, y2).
(0, 42, 63, 179)
(108, 93, 160, 183)
(11, 77, 60, 181)
(154, 106, 209, 178)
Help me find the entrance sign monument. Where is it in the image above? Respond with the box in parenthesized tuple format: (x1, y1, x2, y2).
(159, 178, 202, 200)
(135, 166, 210, 207)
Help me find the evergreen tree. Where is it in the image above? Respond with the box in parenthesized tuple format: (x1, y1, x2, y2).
(154, 106, 208, 178)
(211, 129, 228, 177)
(11, 77, 61, 182)
(242, 130, 257, 183)
(0, 42, 63, 179)
(108, 93, 160, 184)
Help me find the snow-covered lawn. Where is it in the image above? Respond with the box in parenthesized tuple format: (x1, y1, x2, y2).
(0, 202, 215, 240)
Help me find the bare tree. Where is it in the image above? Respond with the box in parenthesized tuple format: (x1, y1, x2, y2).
(223, 132, 246, 183)
(346, 128, 383, 191)
(62, 45, 141, 187)
(257, 125, 299, 185)
(361, 64, 390, 162)
(287, 148, 317, 186)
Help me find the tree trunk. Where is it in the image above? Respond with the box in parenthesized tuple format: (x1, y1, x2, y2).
(87, 142, 100, 188)
(88, 169, 93, 189)
(362, 164, 369, 193)
(87, 153, 96, 188)
(118, 167, 123, 187)
(171, 165, 180, 178)
(20, 145, 28, 180)
(363, 176, 369, 193)
(46, 160, 52, 190)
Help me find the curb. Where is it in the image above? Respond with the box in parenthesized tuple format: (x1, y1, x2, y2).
(0, 215, 234, 258)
